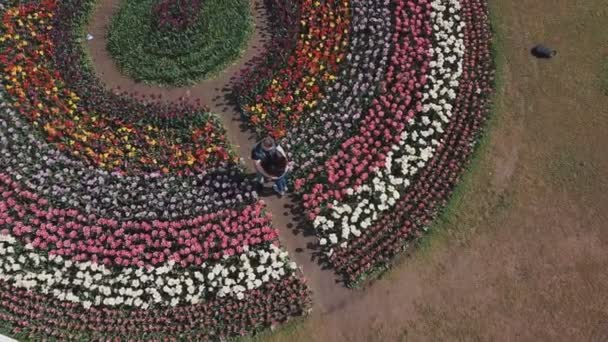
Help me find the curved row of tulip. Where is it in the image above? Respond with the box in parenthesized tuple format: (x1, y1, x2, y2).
(237, 0, 351, 138)
(0, 0, 311, 340)
(311, 0, 494, 284)
(239, 0, 494, 285)
(285, 0, 393, 174)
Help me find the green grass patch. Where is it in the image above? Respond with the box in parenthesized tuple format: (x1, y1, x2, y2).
(107, 0, 253, 86)
(600, 60, 608, 96)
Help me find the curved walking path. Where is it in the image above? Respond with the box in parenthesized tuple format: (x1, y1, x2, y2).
(86, 0, 359, 314)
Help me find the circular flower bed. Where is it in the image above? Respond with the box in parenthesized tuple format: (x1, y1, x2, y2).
(0, 0, 494, 339)
(107, 0, 253, 86)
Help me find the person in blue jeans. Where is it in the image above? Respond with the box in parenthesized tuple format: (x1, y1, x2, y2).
(251, 136, 290, 196)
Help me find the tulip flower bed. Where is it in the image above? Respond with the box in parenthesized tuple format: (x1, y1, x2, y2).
(2, 0, 238, 174)
(237, 0, 351, 137)
(232, 0, 300, 124)
(0, 0, 311, 340)
(238, 0, 495, 286)
(108, 0, 253, 86)
(0, 0, 496, 338)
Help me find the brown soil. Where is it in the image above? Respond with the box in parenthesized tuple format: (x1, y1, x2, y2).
(84, 0, 608, 341)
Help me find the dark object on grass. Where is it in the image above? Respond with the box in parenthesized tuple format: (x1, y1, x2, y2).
(531, 44, 557, 58)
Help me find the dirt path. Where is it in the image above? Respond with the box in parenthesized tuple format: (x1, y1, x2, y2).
(86, 0, 357, 314)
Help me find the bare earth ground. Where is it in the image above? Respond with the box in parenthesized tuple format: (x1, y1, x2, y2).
(84, 0, 608, 341)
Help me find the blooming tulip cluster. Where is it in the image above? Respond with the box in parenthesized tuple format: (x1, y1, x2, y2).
(285, 0, 393, 176)
(0, 234, 297, 308)
(0, 0, 235, 174)
(239, 0, 351, 138)
(329, 0, 493, 284)
(0, 101, 256, 220)
(0, 173, 278, 268)
(310, 0, 463, 245)
(233, 0, 300, 118)
(0, 271, 309, 341)
(0, 98, 311, 339)
(238, 0, 494, 285)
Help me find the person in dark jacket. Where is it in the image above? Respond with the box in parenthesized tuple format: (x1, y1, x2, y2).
(251, 136, 289, 196)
